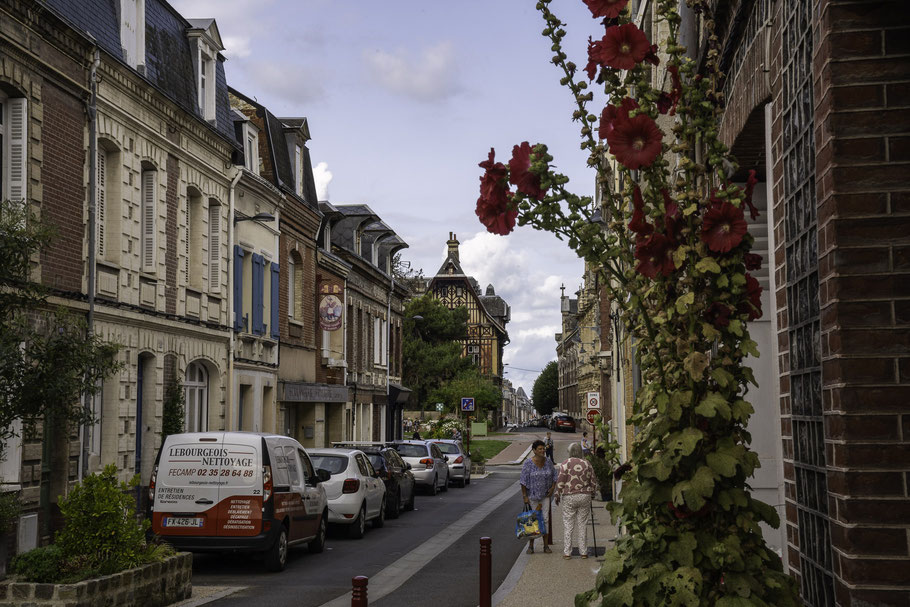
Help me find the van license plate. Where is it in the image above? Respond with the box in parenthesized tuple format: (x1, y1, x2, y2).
(163, 517, 204, 528)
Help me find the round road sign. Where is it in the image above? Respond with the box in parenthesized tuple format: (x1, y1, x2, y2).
(586, 410, 599, 424)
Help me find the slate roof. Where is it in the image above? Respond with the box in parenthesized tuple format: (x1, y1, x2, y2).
(43, 0, 237, 146)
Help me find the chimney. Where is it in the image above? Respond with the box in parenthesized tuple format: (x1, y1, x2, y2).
(447, 232, 459, 263)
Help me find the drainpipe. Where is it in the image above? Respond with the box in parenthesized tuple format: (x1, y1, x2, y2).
(227, 167, 242, 430)
(386, 273, 393, 441)
(80, 46, 101, 480)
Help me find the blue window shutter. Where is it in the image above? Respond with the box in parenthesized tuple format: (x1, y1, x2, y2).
(252, 254, 263, 335)
(233, 246, 244, 330)
(270, 263, 280, 339)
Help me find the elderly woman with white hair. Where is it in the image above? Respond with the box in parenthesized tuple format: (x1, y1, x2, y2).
(554, 442, 597, 559)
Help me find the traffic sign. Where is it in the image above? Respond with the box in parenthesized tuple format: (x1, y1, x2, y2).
(586, 409, 600, 424)
(435, 403, 444, 412)
(461, 397, 475, 412)
(587, 392, 600, 409)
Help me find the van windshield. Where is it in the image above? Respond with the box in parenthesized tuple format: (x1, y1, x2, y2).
(310, 455, 348, 475)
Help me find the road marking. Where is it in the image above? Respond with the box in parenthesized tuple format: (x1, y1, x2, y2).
(318, 479, 521, 607)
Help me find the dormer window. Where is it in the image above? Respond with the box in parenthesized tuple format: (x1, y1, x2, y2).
(243, 122, 260, 175)
(120, 0, 146, 70)
(197, 47, 215, 121)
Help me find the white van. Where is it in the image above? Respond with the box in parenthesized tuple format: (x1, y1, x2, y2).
(149, 432, 329, 571)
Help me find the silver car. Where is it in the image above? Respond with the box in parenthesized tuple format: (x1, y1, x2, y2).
(308, 448, 386, 539)
(431, 440, 472, 488)
(392, 441, 449, 495)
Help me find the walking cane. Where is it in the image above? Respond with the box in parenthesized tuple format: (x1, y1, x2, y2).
(589, 497, 598, 558)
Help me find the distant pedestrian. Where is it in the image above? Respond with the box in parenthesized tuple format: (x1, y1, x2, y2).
(412, 430, 422, 440)
(544, 432, 555, 463)
(555, 442, 597, 559)
(520, 439, 557, 554)
(581, 432, 592, 456)
(453, 428, 462, 442)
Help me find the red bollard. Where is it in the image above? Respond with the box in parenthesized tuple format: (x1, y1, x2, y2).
(479, 537, 492, 607)
(351, 576, 368, 607)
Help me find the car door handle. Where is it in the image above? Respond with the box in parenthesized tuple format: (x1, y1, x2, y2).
(195, 498, 214, 505)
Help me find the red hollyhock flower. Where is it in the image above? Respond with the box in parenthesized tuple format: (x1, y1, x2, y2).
(704, 302, 732, 329)
(643, 44, 660, 66)
(607, 112, 663, 169)
(745, 253, 762, 271)
(666, 65, 682, 115)
(700, 201, 748, 253)
(741, 273, 763, 320)
(628, 186, 653, 239)
(598, 24, 652, 70)
(476, 149, 517, 236)
(583, 0, 630, 19)
(743, 169, 760, 219)
(508, 142, 547, 201)
(635, 233, 675, 278)
(661, 189, 682, 244)
(598, 97, 639, 139)
(656, 92, 673, 114)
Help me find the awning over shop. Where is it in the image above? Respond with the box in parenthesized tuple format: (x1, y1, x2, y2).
(280, 381, 350, 403)
(388, 383, 412, 405)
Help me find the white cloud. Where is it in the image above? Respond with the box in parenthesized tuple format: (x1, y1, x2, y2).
(363, 41, 462, 103)
(313, 162, 333, 201)
(222, 35, 252, 59)
(243, 61, 326, 105)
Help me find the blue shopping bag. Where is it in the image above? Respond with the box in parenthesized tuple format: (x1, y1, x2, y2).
(515, 505, 547, 539)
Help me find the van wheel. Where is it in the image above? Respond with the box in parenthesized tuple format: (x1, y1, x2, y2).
(372, 497, 386, 529)
(387, 490, 401, 519)
(427, 475, 438, 496)
(348, 503, 366, 539)
(265, 526, 288, 572)
(308, 513, 327, 554)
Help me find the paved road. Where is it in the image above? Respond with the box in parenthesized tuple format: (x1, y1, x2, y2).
(188, 467, 526, 607)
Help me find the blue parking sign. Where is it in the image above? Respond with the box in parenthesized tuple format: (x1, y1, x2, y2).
(461, 397, 475, 411)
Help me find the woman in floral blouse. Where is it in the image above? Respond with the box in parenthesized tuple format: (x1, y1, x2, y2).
(555, 442, 597, 559)
(520, 439, 558, 554)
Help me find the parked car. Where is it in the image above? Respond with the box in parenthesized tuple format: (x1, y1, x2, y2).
(391, 440, 449, 495)
(551, 414, 577, 432)
(431, 440, 472, 487)
(308, 448, 387, 539)
(332, 442, 416, 518)
(150, 432, 330, 572)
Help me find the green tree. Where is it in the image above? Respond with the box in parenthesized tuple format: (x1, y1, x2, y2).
(0, 201, 121, 444)
(531, 360, 559, 416)
(427, 368, 501, 418)
(402, 294, 472, 411)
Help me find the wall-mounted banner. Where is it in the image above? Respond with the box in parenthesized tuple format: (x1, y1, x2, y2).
(319, 294, 343, 331)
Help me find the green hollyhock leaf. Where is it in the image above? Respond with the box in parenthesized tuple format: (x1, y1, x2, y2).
(707, 450, 739, 477)
(729, 319, 743, 336)
(752, 498, 780, 527)
(672, 465, 715, 511)
(695, 392, 731, 419)
(676, 292, 695, 314)
(661, 567, 702, 607)
(716, 274, 729, 288)
(603, 579, 636, 606)
(742, 366, 758, 386)
(668, 532, 698, 567)
(731, 399, 754, 421)
(696, 257, 721, 273)
(641, 457, 672, 481)
(731, 272, 747, 287)
(715, 597, 756, 607)
(598, 547, 626, 584)
(741, 339, 760, 357)
(666, 427, 704, 457)
(711, 368, 734, 388)
(684, 351, 710, 380)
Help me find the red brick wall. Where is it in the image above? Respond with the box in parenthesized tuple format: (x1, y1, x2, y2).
(165, 155, 178, 315)
(40, 82, 85, 293)
(813, 1, 910, 602)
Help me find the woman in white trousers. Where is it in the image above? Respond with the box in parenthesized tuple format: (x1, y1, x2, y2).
(555, 442, 597, 559)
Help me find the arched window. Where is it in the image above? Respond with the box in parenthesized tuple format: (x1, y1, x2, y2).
(184, 361, 208, 432)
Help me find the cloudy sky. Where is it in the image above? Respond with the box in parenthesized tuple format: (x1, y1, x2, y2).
(171, 0, 603, 396)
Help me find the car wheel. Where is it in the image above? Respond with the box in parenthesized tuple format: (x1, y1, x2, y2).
(308, 512, 327, 553)
(264, 525, 288, 572)
(465, 470, 471, 485)
(373, 497, 386, 529)
(387, 489, 401, 519)
(404, 486, 416, 511)
(457, 474, 466, 488)
(440, 471, 449, 492)
(348, 503, 366, 539)
(427, 475, 437, 496)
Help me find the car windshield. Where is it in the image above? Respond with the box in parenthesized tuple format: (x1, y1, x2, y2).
(310, 455, 348, 475)
(433, 442, 459, 455)
(395, 444, 428, 458)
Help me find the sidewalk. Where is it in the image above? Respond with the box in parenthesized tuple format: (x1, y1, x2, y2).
(490, 432, 617, 607)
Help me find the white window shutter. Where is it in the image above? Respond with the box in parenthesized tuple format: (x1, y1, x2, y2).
(96, 148, 106, 257)
(208, 203, 220, 291)
(120, 0, 137, 67)
(7, 98, 27, 203)
(141, 170, 156, 270)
